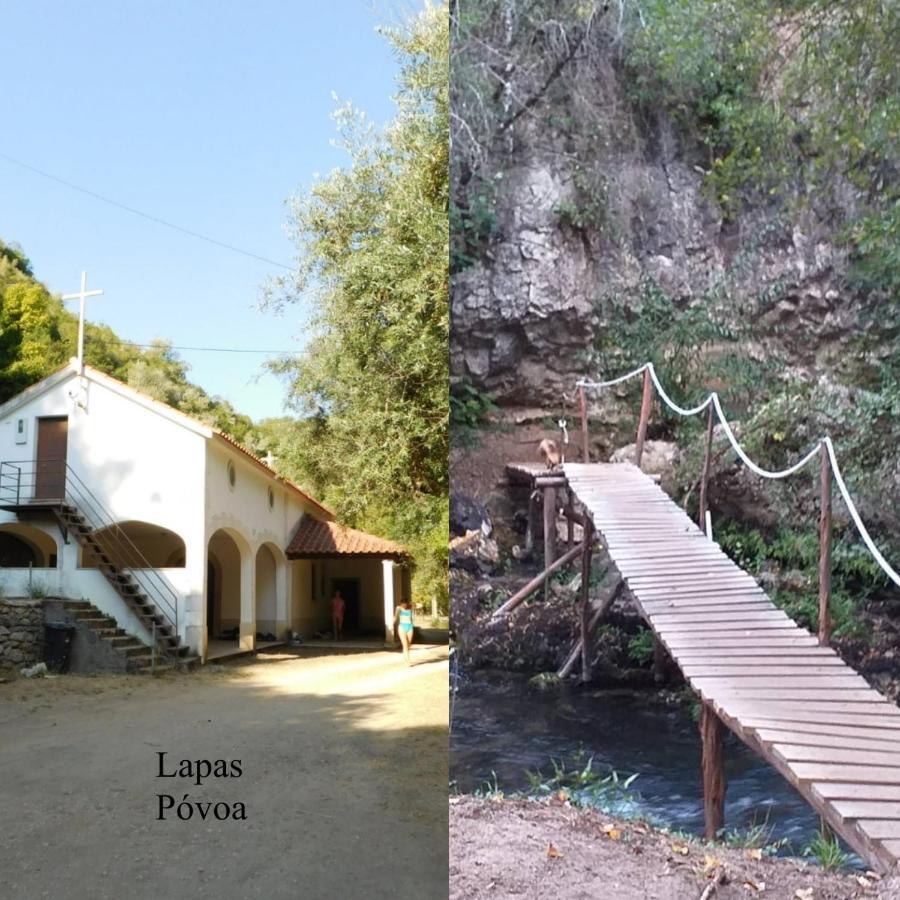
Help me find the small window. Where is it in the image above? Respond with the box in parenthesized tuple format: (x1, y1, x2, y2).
(14, 418, 27, 445)
(267, 487, 275, 510)
(227, 461, 236, 489)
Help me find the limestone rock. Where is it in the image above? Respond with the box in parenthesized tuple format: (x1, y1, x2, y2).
(450, 493, 492, 537)
(610, 440, 679, 477)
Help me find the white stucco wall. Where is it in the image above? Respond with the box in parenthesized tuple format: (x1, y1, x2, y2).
(0, 368, 208, 647)
(289, 558, 321, 637)
(0, 364, 391, 661)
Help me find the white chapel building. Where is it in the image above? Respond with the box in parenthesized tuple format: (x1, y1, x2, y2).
(0, 359, 411, 663)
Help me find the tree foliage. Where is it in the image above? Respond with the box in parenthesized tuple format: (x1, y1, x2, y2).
(0, 238, 256, 443)
(627, 0, 900, 276)
(266, 3, 449, 610)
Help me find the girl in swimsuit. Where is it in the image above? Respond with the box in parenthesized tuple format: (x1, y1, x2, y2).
(394, 600, 415, 664)
(331, 590, 346, 641)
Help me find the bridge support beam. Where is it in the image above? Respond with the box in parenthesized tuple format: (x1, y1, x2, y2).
(700, 702, 726, 839)
(580, 520, 594, 683)
(542, 485, 558, 600)
(492, 542, 584, 619)
(652, 638, 668, 683)
(558, 579, 623, 679)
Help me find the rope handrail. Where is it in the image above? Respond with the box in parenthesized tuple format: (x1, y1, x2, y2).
(578, 361, 900, 589)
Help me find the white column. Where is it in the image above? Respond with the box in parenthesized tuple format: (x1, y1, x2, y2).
(382, 559, 395, 645)
(186, 540, 208, 662)
(239, 548, 256, 651)
(275, 558, 290, 639)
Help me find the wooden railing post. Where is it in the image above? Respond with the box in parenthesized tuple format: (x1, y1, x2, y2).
(579, 385, 590, 463)
(565, 490, 575, 551)
(818, 440, 833, 646)
(635, 367, 652, 470)
(698, 404, 714, 534)
(700, 702, 726, 839)
(580, 520, 594, 683)
(543, 485, 557, 601)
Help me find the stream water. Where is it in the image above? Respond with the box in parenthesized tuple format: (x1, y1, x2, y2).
(451, 670, 838, 856)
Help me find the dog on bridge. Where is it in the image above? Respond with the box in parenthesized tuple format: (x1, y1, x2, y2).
(539, 438, 562, 469)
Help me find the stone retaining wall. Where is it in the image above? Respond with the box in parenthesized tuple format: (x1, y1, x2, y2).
(0, 599, 44, 667)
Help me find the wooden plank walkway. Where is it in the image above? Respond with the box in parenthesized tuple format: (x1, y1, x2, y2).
(564, 461, 900, 874)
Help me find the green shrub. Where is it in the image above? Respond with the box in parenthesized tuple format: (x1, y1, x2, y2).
(450, 380, 497, 445)
(627, 628, 654, 666)
(450, 177, 499, 273)
(717, 520, 877, 643)
(525, 750, 640, 814)
(804, 827, 851, 871)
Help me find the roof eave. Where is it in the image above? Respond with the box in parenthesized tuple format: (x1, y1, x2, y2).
(210, 433, 333, 518)
(285, 550, 409, 561)
(0, 361, 78, 419)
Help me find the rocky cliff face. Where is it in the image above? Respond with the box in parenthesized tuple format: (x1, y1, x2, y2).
(450, 66, 882, 412)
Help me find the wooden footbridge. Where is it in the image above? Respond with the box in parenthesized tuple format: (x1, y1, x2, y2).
(495, 364, 900, 874)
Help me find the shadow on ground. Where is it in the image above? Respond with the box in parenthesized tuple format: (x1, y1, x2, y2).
(0, 648, 448, 900)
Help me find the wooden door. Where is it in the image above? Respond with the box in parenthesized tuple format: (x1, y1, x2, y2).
(35, 417, 68, 500)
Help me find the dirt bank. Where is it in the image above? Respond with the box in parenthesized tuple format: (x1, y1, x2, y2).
(450, 797, 900, 900)
(0, 646, 448, 900)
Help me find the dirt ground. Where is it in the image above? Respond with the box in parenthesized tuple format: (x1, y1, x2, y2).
(450, 797, 900, 900)
(451, 423, 552, 501)
(0, 645, 448, 900)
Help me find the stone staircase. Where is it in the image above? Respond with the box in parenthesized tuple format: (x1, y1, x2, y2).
(53, 504, 195, 668)
(61, 600, 195, 673)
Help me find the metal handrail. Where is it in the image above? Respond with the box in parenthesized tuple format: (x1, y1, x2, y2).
(0, 460, 181, 643)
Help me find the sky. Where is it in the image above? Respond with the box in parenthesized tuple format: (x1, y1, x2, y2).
(1, 0, 406, 420)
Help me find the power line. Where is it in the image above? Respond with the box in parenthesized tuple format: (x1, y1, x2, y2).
(0, 150, 294, 271)
(86, 338, 297, 355)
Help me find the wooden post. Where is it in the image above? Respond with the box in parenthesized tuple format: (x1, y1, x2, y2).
(652, 637, 667, 684)
(524, 490, 539, 558)
(578, 385, 590, 463)
(818, 441, 833, 646)
(543, 485, 558, 601)
(635, 367, 652, 470)
(558, 579, 623, 679)
(492, 542, 584, 618)
(700, 702, 726, 839)
(565, 491, 574, 551)
(580, 520, 594, 683)
(698, 403, 714, 534)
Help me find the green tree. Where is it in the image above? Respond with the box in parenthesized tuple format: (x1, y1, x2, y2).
(0, 238, 260, 441)
(266, 3, 449, 611)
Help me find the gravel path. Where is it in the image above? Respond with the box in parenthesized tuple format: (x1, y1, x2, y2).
(0, 646, 448, 899)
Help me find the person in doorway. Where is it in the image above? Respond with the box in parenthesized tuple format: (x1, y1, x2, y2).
(331, 589, 346, 640)
(394, 599, 415, 664)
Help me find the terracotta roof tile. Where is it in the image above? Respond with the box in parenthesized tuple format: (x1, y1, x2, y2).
(286, 516, 409, 561)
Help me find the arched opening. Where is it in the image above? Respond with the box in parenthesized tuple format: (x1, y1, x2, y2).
(80, 521, 186, 569)
(207, 529, 245, 645)
(0, 524, 57, 567)
(255, 544, 279, 640)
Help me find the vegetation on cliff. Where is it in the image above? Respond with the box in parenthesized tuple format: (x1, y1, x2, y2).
(450, 0, 900, 656)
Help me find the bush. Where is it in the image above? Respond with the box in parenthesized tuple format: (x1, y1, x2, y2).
(627, 628, 654, 666)
(450, 380, 497, 444)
